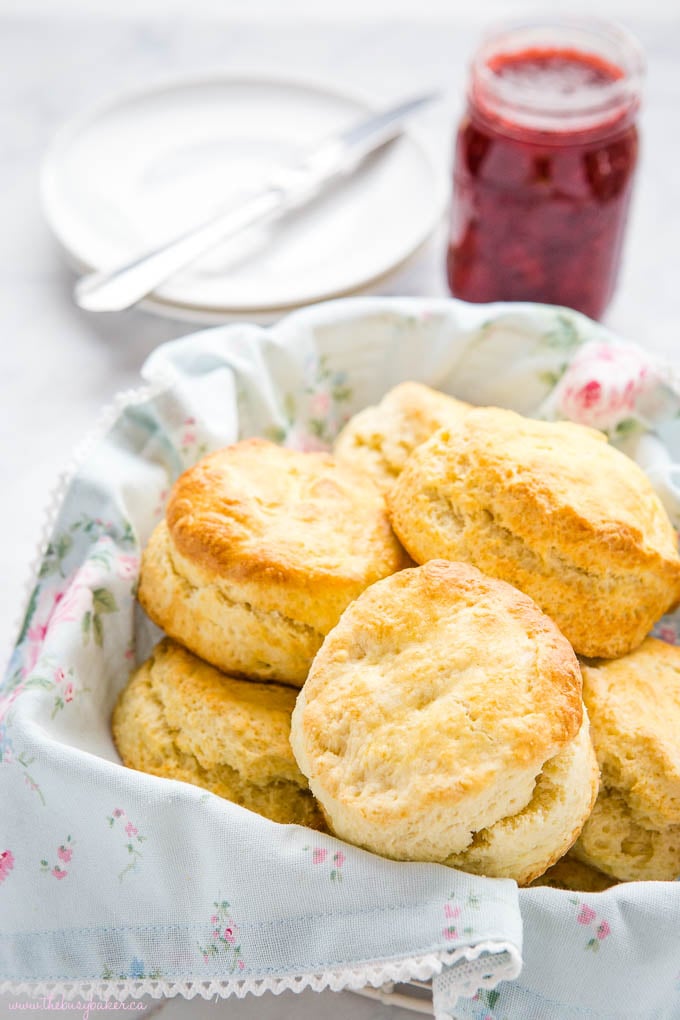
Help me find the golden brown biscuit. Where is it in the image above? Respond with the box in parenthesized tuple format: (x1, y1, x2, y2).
(445, 715, 599, 885)
(138, 439, 409, 684)
(581, 637, 680, 828)
(112, 638, 325, 828)
(572, 638, 680, 881)
(333, 382, 470, 493)
(530, 856, 618, 892)
(290, 560, 598, 885)
(388, 407, 680, 659)
(573, 789, 680, 882)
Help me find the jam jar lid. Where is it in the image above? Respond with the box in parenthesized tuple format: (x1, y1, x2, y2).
(470, 17, 645, 139)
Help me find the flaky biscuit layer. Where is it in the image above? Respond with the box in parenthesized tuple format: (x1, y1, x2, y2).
(112, 638, 324, 828)
(572, 637, 680, 881)
(388, 408, 680, 658)
(138, 521, 324, 684)
(573, 788, 680, 882)
(581, 637, 680, 829)
(333, 381, 470, 493)
(445, 715, 599, 885)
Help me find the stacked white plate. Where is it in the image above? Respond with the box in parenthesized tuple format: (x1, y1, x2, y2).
(41, 75, 445, 322)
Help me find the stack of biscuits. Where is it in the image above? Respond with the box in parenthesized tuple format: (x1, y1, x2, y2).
(113, 380, 680, 888)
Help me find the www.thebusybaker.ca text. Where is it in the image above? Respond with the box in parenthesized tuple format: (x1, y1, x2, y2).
(7, 998, 148, 1020)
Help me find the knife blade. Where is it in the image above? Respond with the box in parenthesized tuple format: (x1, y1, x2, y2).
(74, 91, 439, 313)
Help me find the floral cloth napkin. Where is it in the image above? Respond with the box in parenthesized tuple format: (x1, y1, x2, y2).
(2, 297, 680, 1020)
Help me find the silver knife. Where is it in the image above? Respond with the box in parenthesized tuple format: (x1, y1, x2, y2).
(74, 92, 439, 313)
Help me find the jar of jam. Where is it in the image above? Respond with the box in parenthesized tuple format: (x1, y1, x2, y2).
(447, 19, 644, 320)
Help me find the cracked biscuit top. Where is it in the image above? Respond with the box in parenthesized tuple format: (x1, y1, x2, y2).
(164, 438, 409, 630)
(137, 439, 410, 683)
(388, 407, 680, 659)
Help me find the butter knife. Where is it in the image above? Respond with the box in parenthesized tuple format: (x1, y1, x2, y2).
(74, 91, 439, 313)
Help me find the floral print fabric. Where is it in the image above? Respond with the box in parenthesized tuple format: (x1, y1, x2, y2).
(2, 298, 680, 1018)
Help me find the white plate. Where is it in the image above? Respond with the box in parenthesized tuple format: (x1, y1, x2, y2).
(41, 75, 445, 321)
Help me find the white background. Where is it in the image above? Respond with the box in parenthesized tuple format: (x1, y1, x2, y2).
(1, 1, 679, 1016)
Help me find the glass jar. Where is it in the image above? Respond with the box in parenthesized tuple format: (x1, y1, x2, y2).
(446, 19, 644, 320)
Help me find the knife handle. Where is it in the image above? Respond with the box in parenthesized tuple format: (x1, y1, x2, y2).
(74, 187, 284, 313)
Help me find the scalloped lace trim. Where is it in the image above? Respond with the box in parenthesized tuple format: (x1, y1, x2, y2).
(0, 942, 520, 1004)
(432, 946, 520, 1018)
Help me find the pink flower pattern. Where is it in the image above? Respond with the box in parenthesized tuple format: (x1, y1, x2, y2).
(153, 487, 169, 522)
(49, 573, 95, 629)
(41, 835, 75, 880)
(177, 416, 208, 465)
(107, 808, 146, 881)
(2, 642, 87, 737)
(307, 845, 346, 882)
(654, 621, 680, 646)
(265, 354, 353, 447)
(0, 850, 15, 883)
(116, 555, 139, 581)
(554, 341, 657, 434)
(309, 392, 331, 417)
(442, 893, 478, 942)
(18, 562, 119, 684)
(573, 899, 612, 952)
(577, 905, 596, 926)
(12, 515, 135, 713)
(198, 899, 244, 973)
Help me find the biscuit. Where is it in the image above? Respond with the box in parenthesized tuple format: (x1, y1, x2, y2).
(572, 637, 680, 880)
(138, 439, 409, 685)
(333, 382, 470, 493)
(573, 789, 680, 882)
(388, 407, 680, 659)
(290, 560, 598, 885)
(112, 638, 325, 828)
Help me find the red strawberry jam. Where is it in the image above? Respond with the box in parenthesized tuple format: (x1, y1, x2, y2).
(447, 21, 644, 319)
